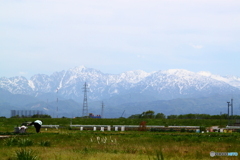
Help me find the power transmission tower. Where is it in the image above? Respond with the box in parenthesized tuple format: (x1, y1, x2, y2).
(82, 82, 89, 118)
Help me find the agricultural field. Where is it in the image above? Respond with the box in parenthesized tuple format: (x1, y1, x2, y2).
(0, 118, 239, 160)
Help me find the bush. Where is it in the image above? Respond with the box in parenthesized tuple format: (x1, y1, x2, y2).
(4, 137, 33, 147)
(18, 138, 33, 147)
(180, 128, 185, 132)
(39, 140, 51, 147)
(15, 148, 38, 160)
(4, 137, 18, 146)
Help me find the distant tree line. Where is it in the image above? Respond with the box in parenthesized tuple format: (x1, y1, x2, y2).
(128, 111, 240, 119)
(167, 114, 240, 119)
(128, 110, 166, 119)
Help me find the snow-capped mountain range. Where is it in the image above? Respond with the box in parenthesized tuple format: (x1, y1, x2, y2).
(1, 66, 240, 118)
(1, 66, 240, 102)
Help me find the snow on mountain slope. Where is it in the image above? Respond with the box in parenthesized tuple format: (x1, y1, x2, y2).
(198, 71, 240, 89)
(0, 76, 33, 94)
(0, 66, 240, 102)
(131, 69, 238, 100)
(117, 70, 150, 83)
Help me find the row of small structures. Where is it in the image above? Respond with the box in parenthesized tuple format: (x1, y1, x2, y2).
(15, 124, 240, 133)
(43, 125, 240, 132)
(70, 125, 202, 132)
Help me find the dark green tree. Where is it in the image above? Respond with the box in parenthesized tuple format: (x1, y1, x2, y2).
(128, 114, 141, 119)
(155, 113, 165, 119)
(167, 115, 178, 119)
(31, 114, 51, 118)
(140, 110, 155, 118)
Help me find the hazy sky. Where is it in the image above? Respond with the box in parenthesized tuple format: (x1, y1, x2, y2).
(1, 0, 240, 78)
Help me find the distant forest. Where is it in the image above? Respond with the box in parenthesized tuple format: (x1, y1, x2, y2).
(5, 110, 240, 120)
(128, 110, 240, 119)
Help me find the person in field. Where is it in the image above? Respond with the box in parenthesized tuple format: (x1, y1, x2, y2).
(18, 125, 27, 133)
(28, 120, 42, 133)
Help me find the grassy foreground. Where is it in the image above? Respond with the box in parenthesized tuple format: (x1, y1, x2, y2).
(0, 118, 239, 160)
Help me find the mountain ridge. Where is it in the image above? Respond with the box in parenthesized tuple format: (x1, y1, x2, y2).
(1, 66, 240, 97)
(0, 66, 240, 118)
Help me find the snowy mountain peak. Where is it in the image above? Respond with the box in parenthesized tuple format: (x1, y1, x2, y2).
(198, 71, 212, 77)
(163, 69, 194, 75)
(118, 70, 150, 83)
(122, 70, 150, 78)
(0, 66, 240, 101)
(198, 71, 240, 89)
(69, 65, 87, 73)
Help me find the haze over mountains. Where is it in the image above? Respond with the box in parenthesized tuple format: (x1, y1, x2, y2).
(1, 66, 240, 118)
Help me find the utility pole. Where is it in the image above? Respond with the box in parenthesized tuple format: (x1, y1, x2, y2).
(56, 88, 59, 118)
(101, 101, 104, 118)
(231, 98, 234, 126)
(121, 110, 125, 118)
(82, 82, 89, 118)
(220, 112, 222, 127)
(227, 102, 230, 125)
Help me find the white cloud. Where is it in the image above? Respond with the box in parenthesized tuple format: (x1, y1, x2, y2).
(190, 44, 204, 49)
(137, 55, 145, 59)
(19, 72, 28, 76)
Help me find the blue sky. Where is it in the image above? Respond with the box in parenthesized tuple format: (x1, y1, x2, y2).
(1, 0, 240, 78)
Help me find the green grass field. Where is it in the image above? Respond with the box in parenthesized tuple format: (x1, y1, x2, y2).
(0, 118, 239, 160)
